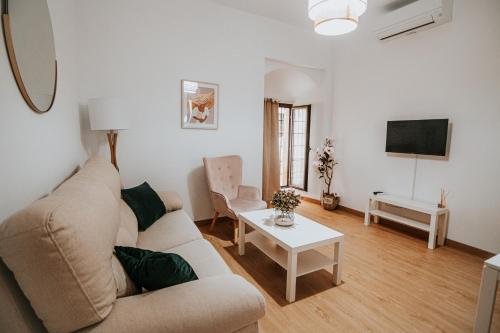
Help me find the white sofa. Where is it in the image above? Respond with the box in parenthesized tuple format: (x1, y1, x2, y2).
(0, 157, 265, 333)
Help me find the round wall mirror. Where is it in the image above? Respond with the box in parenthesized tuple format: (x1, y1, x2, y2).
(1, 0, 57, 113)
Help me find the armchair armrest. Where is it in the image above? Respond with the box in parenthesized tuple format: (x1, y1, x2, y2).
(157, 191, 183, 212)
(78, 275, 266, 333)
(237, 185, 261, 201)
(211, 191, 231, 214)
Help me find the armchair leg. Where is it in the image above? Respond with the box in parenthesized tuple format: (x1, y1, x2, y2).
(209, 212, 219, 232)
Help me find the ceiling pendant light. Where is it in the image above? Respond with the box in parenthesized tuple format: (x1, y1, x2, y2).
(308, 0, 367, 36)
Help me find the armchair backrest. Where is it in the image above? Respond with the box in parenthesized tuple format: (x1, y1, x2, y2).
(203, 155, 243, 201)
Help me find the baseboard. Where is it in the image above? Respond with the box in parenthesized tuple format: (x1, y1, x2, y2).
(195, 218, 212, 225)
(445, 240, 494, 260)
(337, 205, 364, 217)
(303, 198, 494, 259)
(195, 216, 233, 226)
(301, 196, 320, 205)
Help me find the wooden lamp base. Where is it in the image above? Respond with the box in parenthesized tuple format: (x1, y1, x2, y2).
(107, 130, 119, 171)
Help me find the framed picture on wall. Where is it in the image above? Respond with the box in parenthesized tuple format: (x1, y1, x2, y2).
(181, 80, 219, 129)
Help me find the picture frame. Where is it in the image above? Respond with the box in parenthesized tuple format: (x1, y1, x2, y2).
(181, 79, 219, 130)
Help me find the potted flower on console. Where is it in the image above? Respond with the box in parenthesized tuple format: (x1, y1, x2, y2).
(313, 138, 339, 210)
(271, 189, 301, 226)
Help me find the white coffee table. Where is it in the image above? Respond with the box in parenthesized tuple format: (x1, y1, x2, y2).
(238, 209, 344, 302)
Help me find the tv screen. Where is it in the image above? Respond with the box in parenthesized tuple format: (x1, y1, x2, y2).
(386, 119, 449, 156)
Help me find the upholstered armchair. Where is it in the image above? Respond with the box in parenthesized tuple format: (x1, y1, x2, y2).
(203, 155, 267, 242)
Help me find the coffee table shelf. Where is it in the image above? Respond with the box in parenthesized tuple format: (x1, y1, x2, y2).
(238, 209, 344, 302)
(246, 231, 336, 277)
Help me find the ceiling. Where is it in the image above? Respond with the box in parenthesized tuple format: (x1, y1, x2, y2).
(209, 0, 416, 30)
(210, 0, 312, 28)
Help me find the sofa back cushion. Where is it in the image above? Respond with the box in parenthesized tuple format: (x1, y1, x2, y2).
(0, 159, 121, 333)
(78, 157, 122, 200)
(116, 200, 138, 247)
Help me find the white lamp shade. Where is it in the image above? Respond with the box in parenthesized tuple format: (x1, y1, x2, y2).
(315, 16, 358, 36)
(308, 0, 367, 20)
(88, 98, 130, 131)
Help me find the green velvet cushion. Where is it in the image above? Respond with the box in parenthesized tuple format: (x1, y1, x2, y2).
(114, 246, 198, 291)
(121, 182, 166, 231)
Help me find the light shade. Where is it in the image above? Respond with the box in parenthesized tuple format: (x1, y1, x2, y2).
(308, 0, 367, 36)
(315, 16, 358, 36)
(88, 98, 130, 131)
(308, 0, 367, 20)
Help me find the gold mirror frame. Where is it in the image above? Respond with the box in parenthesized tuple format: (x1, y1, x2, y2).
(1, 0, 57, 114)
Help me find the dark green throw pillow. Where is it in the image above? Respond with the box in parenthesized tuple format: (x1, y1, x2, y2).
(121, 182, 166, 231)
(114, 246, 198, 291)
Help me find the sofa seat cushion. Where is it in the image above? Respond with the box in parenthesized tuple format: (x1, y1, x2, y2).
(78, 275, 265, 333)
(136, 210, 202, 252)
(166, 239, 231, 278)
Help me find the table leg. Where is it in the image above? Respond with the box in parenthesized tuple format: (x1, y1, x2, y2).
(364, 198, 372, 226)
(428, 214, 438, 249)
(286, 251, 297, 302)
(333, 239, 344, 285)
(437, 212, 449, 246)
(474, 265, 499, 333)
(238, 219, 246, 256)
(373, 200, 380, 224)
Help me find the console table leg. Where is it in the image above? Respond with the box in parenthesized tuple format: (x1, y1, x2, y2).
(286, 251, 297, 302)
(364, 199, 371, 225)
(437, 213, 448, 246)
(373, 200, 380, 224)
(428, 214, 438, 249)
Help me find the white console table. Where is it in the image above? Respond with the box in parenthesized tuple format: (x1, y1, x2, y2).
(364, 194, 449, 249)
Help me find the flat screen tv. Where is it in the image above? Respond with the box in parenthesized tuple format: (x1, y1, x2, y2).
(386, 119, 449, 156)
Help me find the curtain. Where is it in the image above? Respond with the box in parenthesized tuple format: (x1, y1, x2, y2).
(262, 98, 280, 202)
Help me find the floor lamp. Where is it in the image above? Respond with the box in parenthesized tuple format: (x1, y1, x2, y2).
(88, 98, 129, 171)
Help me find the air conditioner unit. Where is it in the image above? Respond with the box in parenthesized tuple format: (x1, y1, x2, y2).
(374, 0, 453, 41)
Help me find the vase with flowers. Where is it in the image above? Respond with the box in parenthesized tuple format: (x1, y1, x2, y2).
(313, 138, 339, 210)
(271, 189, 301, 226)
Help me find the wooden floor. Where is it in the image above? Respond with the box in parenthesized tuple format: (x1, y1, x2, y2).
(198, 202, 500, 333)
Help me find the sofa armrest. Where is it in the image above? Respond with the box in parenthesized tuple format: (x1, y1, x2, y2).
(78, 275, 266, 333)
(237, 185, 261, 201)
(157, 191, 183, 212)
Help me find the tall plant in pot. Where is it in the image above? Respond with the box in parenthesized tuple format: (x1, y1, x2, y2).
(313, 138, 339, 210)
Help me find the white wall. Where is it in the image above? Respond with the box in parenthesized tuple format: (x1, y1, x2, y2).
(331, 0, 500, 252)
(264, 60, 332, 199)
(76, 0, 333, 221)
(0, 0, 85, 220)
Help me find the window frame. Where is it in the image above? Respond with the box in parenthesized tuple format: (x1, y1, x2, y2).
(278, 103, 311, 192)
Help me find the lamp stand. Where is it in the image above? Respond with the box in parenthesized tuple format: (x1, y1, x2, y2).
(106, 130, 119, 171)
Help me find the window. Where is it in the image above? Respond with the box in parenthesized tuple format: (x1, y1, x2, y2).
(278, 104, 311, 191)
